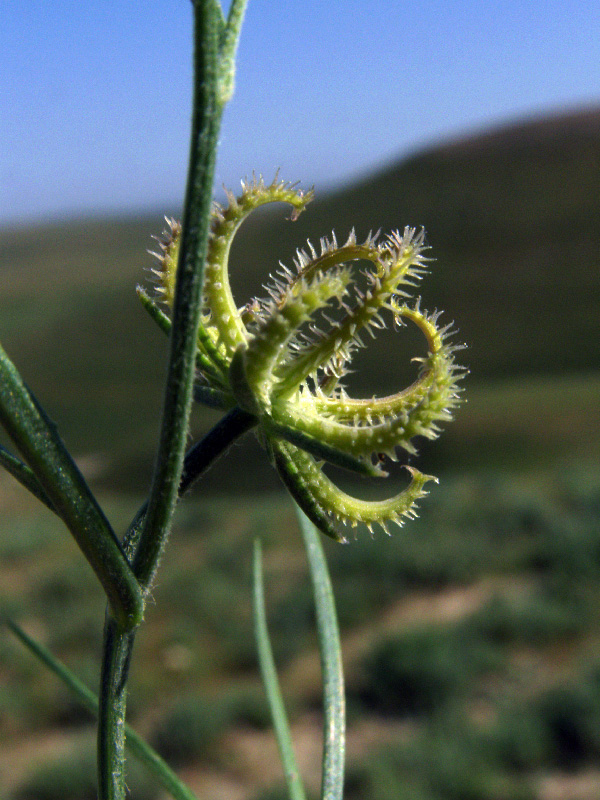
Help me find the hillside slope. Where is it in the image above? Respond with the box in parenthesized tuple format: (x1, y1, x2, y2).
(1, 107, 598, 486)
(231, 106, 600, 381)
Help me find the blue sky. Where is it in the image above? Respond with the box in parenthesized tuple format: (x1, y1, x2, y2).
(1, 1, 599, 225)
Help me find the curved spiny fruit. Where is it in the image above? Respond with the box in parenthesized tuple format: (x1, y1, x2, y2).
(204, 176, 314, 356)
(143, 177, 466, 540)
(271, 439, 436, 540)
(268, 304, 463, 464)
(240, 267, 353, 411)
(272, 228, 429, 399)
(148, 217, 181, 306)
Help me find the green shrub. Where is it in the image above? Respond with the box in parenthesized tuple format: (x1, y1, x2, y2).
(356, 624, 502, 716)
(345, 757, 433, 800)
(487, 706, 552, 771)
(151, 694, 231, 766)
(151, 686, 270, 767)
(422, 740, 532, 800)
(464, 589, 587, 647)
(489, 663, 600, 771)
(345, 716, 537, 800)
(219, 685, 272, 729)
(527, 512, 600, 581)
(329, 518, 480, 592)
(533, 677, 600, 768)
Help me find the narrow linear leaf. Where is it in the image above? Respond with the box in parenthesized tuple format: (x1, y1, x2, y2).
(296, 507, 345, 800)
(137, 286, 229, 390)
(137, 285, 173, 335)
(5, 618, 199, 800)
(252, 540, 308, 800)
(0, 444, 55, 512)
(0, 343, 143, 630)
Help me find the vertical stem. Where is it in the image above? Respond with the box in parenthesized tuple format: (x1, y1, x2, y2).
(132, 2, 223, 593)
(97, 410, 256, 800)
(97, 618, 136, 800)
(98, 3, 225, 798)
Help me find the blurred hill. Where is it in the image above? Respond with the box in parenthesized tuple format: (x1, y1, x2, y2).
(1, 106, 598, 491)
(231, 105, 600, 381)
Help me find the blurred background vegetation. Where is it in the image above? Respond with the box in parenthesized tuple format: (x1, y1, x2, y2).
(1, 106, 599, 799)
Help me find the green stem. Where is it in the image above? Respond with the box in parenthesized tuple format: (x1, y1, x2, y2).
(218, 0, 250, 103)
(97, 618, 136, 800)
(98, 4, 225, 795)
(297, 508, 346, 800)
(95, 408, 256, 797)
(97, 407, 254, 800)
(253, 539, 308, 800)
(97, 1, 251, 795)
(97, 411, 255, 800)
(123, 406, 257, 558)
(0, 343, 143, 630)
(132, 1, 223, 594)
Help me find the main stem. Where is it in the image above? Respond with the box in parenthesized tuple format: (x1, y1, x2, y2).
(97, 409, 255, 800)
(97, 618, 136, 800)
(97, 4, 225, 799)
(132, 4, 223, 593)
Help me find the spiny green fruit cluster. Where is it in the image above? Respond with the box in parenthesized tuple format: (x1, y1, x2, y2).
(140, 177, 465, 542)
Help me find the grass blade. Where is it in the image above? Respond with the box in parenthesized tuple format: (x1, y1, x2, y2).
(252, 539, 308, 800)
(296, 508, 346, 800)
